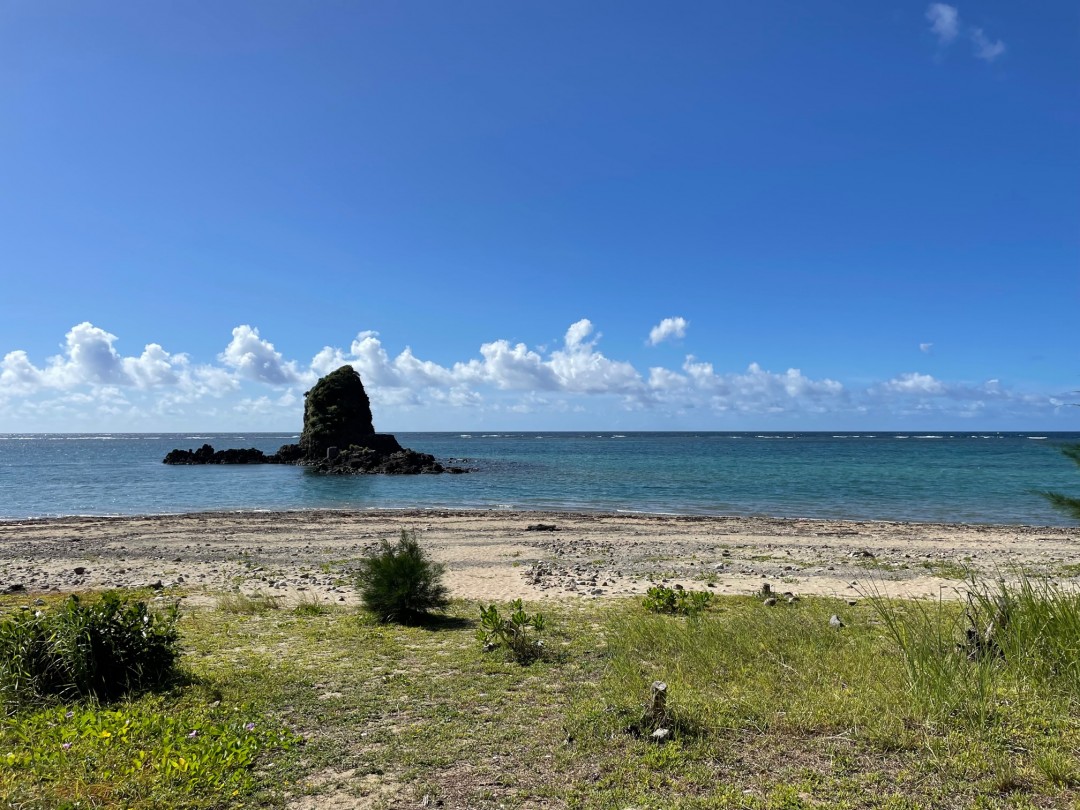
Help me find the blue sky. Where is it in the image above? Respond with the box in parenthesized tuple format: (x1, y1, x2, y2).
(1, 1, 1077, 431)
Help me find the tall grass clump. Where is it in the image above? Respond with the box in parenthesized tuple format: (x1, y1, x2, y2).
(0, 592, 180, 707)
(865, 572, 1080, 727)
(355, 529, 449, 622)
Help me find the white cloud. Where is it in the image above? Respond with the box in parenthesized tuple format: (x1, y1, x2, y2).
(646, 357, 845, 415)
(547, 319, 643, 394)
(882, 372, 946, 395)
(926, 3, 959, 43)
(0, 321, 1071, 429)
(455, 340, 558, 391)
(0, 322, 192, 396)
(220, 325, 305, 385)
(970, 27, 1005, 61)
(0, 351, 43, 397)
(647, 316, 689, 346)
(919, 342, 933, 354)
(926, 4, 1005, 63)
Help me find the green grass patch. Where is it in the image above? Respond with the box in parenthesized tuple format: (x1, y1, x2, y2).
(3, 576, 1079, 808)
(216, 591, 283, 615)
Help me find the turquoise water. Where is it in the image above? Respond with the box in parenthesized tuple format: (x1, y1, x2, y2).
(0, 432, 1078, 525)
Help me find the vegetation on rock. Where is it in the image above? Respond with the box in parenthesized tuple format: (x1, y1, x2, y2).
(298, 365, 375, 458)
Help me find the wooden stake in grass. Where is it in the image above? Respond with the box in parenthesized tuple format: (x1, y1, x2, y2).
(644, 681, 668, 727)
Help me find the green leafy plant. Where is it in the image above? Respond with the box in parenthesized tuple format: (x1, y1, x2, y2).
(642, 585, 712, 616)
(0, 592, 180, 707)
(478, 599, 547, 662)
(0, 701, 298, 805)
(355, 529, 449, 622)
(1039, 444, 1080, 520)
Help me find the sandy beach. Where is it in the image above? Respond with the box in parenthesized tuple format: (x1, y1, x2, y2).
(0, 509, 1076, 606)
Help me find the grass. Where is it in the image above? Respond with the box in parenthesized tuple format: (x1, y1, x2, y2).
(2, 576, 1079, 809)
(216, 591, 283, 615)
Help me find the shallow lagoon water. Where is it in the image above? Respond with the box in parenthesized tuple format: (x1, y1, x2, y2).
(0, 432, 1077, 525)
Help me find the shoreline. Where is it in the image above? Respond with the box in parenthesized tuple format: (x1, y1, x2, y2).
(1, 509, 1077, 606)
(2, 504, 1074, 530)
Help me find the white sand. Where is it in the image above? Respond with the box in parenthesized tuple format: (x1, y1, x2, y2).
(0, 510, 1076, 607)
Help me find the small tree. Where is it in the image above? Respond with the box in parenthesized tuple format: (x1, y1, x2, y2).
(356, 529, 449, 622)
(1040, 444, 1080, 520)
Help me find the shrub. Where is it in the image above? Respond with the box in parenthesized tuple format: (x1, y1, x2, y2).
(355, 529, 449, 622)
(478, 599, 547, 663)
(0, 592, 180, 707)
(642, 585, 711, 616)
(1039, 443, 1080, 520)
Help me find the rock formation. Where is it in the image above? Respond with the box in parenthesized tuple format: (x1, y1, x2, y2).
(164, 366, 464, 475)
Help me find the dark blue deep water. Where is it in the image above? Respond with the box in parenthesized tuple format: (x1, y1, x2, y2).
(1, 432, 1078, 525)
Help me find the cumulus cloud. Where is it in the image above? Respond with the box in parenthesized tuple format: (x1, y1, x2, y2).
(647, 317, 689, 346)
(220, 325, 305, 385)
(0, 322, 191, 396)
(926, 3, 959, 43)
(547, 320, 643, 394)
(666, 358, 845, 414)
(0, 320, 1069, 428)
(882, 372, 946, 395)
(926, 4, 1005, 63)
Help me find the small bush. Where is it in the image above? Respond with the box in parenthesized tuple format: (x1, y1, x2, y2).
(355, 529, 449, 622)
(478, 599, 546, 663)
(0, 592, 180, 707)
(642, 585, 711, 616)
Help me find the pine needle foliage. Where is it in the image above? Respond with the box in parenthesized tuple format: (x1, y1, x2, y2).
(355, 529, 449, 622)
(1038, 443, 1080, 520)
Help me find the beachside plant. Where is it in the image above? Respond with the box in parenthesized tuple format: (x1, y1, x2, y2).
(642, 585, 711, 616)
(0, 700, 299, 806)
(477, 599, 547, 663)
(1039, 443, 1080, 520)
(0, 592, 180, 707)
(355, 529, 449, 622)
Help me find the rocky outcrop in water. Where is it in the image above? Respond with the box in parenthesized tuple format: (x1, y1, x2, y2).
(164, 366, 464, 475)
(163, 445, 273, 465)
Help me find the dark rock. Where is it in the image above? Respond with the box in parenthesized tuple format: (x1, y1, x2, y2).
(526, 524, 559, 532)
(299, 365, 375, 458)
(275, 443, 304, 463)
(163, 366, 461, 476)
(163, 444, 272, 465)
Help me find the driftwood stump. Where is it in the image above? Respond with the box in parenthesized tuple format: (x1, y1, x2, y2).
(644, 681, 667, 726)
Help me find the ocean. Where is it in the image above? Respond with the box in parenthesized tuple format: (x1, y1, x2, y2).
(0, 432, 1077, 525)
